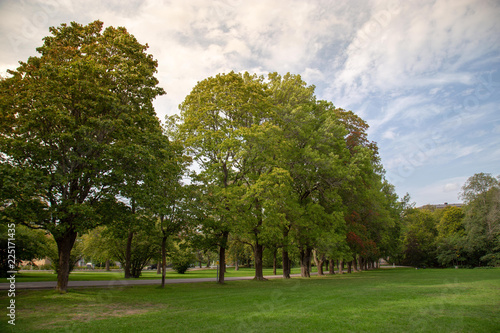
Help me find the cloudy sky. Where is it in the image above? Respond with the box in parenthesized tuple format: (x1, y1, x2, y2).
(1, 0, 499, 206)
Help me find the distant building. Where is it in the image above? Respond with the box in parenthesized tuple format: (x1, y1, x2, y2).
(418, 202, 464, 210)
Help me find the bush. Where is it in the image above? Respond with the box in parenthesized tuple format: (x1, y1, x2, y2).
(171, 260, 191, 274)
(170, 247, 195, 274)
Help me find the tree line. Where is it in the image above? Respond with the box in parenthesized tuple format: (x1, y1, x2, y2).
(397, 173, 500, 268)
(1, 21, 498, 293)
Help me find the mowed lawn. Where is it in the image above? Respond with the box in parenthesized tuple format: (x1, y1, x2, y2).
(1, 268, 499, 332)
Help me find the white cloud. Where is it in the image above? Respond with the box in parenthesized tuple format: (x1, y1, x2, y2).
(327, 0, 500, 107)
(1, 0, 499, 206)
(411, 176, 468, 206)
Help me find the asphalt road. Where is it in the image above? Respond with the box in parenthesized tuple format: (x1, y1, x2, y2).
(0, 274, 306, 290)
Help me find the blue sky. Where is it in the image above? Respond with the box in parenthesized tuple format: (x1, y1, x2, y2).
(1, 0, 499, 206)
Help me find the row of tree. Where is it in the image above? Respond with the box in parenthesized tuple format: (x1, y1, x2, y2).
(1, 21, 497, 293)
(397, 173, 500, 268)
(171, 70, 402, 283)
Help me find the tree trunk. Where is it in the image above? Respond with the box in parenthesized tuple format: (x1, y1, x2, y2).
(282, 249, 291, 279)
(254, 242, 266, 280)
(235, 256, 239, 271)
(55, 229, 78, 293)
(273, 249, 277, 275)
(347, 261, 352, 274)
(217, 231, 229, 284)
(329, 259, 335, 274)
(105, 259, 110, 271)
(314, 251, 325, 276)
(317, 259, 324, 275)
(156, 260, 161, 274)
(124, 231, 134, 278)
(161, 235, 167, 288)
(218, 246, 226, 284)
(206, 253, 211, 268)
(353, 256, 358, 272)
(300, 247, 311, 278)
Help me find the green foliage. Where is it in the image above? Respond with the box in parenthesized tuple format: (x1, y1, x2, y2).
(400, 209, 438, 267)
(462, 181, 500, 266)
(397, 174, 500, 268)
(0, 224, 51, 277)
(0, 21, 167, 290)
(170, 250, 195, 274)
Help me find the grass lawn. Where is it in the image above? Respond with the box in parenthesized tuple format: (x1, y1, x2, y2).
(10, 267, 309, 283)
(1, 268, 499, 332)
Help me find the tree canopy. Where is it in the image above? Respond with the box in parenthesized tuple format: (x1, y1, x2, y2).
(0, 21, 169, 292)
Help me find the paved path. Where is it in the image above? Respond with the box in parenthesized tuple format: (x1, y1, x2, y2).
(0, 274, 307, 290)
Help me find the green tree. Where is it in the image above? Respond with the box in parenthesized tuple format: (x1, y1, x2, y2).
(267, 73, 351, 278)
(178, 72, 271, 283)
(0, 224, 51, 276)
(400, 209, 438, 267)
(0, 21, 165, 292)
(461, 173, 500, 266)
(81, 226, 116, 270)
(436, 206, 465, 238)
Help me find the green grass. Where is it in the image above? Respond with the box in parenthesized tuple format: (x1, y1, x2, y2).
(1, 268, 499, 332)
(9, 267, 308, 283)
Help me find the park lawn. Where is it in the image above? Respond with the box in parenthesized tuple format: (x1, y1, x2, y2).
(1, 268, 499, 332)
(9, 267, 310, 283)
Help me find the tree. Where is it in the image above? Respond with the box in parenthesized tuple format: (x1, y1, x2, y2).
(436, 206, 465, 238)
(0, 21, 165, 292)
(178, 72, 272, 283)
(81, 226, 116, 270)
(460, 173, 499, 204)
(267, 73, 351, 278)
(400, 209, 438, 267)
(0, 224, 51, 277)
(461, 174, 500, 266)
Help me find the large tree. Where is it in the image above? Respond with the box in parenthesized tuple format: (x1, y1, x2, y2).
(178, 72, 272, 283)
(0, 21, 165, 292)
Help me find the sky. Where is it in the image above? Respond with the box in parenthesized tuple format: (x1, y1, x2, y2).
(1, 0, 499, 207)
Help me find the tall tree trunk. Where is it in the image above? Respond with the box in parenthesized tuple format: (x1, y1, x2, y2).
(218, 246, 226, 284)
(206, 253, 210, 268)
(282, 226, 291, 279)
(339, 260, 344, 274)
(329, 259, 335, 274)
(347, 261, 352, 274)
(273, 249, 277, 275)
(124, 231, 134, 278)
(353, 256, 358, 272)
(161, 235, 167, 288)
(55, 229, 78, 293)
(254, 242, 266, 280)
(235, 256, 239, 271)
(282, 249, 291, 279)
(105, 259, 110, 271)
(217, 231, 229, 284)
(300, 247, 311, 278)
(156, 260, 161, 274)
